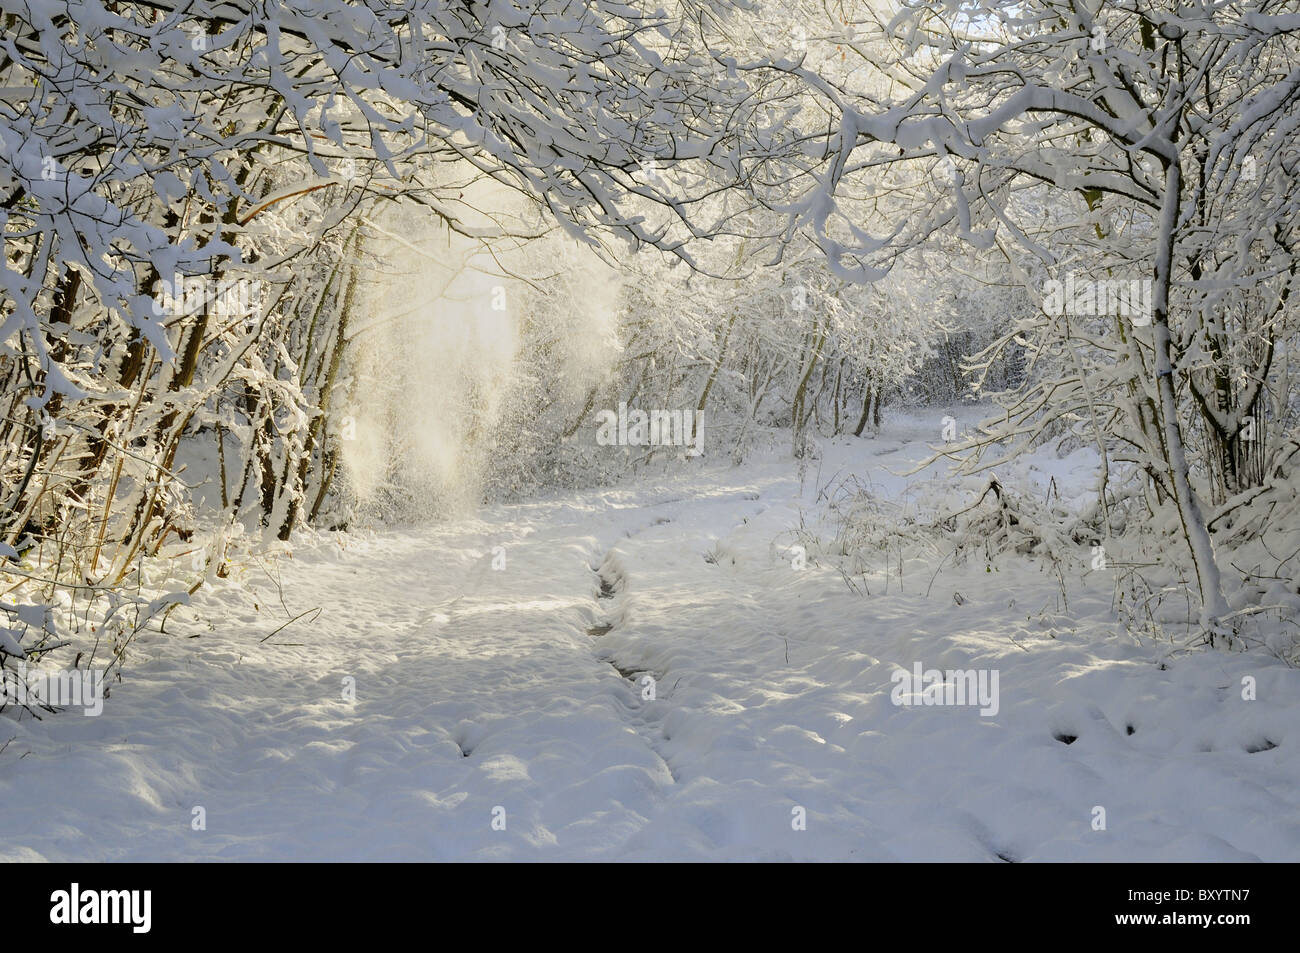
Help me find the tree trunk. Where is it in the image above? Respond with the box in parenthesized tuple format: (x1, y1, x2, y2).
(1151, 158, 1230, 641)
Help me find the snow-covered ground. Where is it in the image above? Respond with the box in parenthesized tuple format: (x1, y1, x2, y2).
(2, 411, 1298, 861)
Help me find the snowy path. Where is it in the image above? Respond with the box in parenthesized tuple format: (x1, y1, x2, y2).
(3, 431, 1299, 861)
